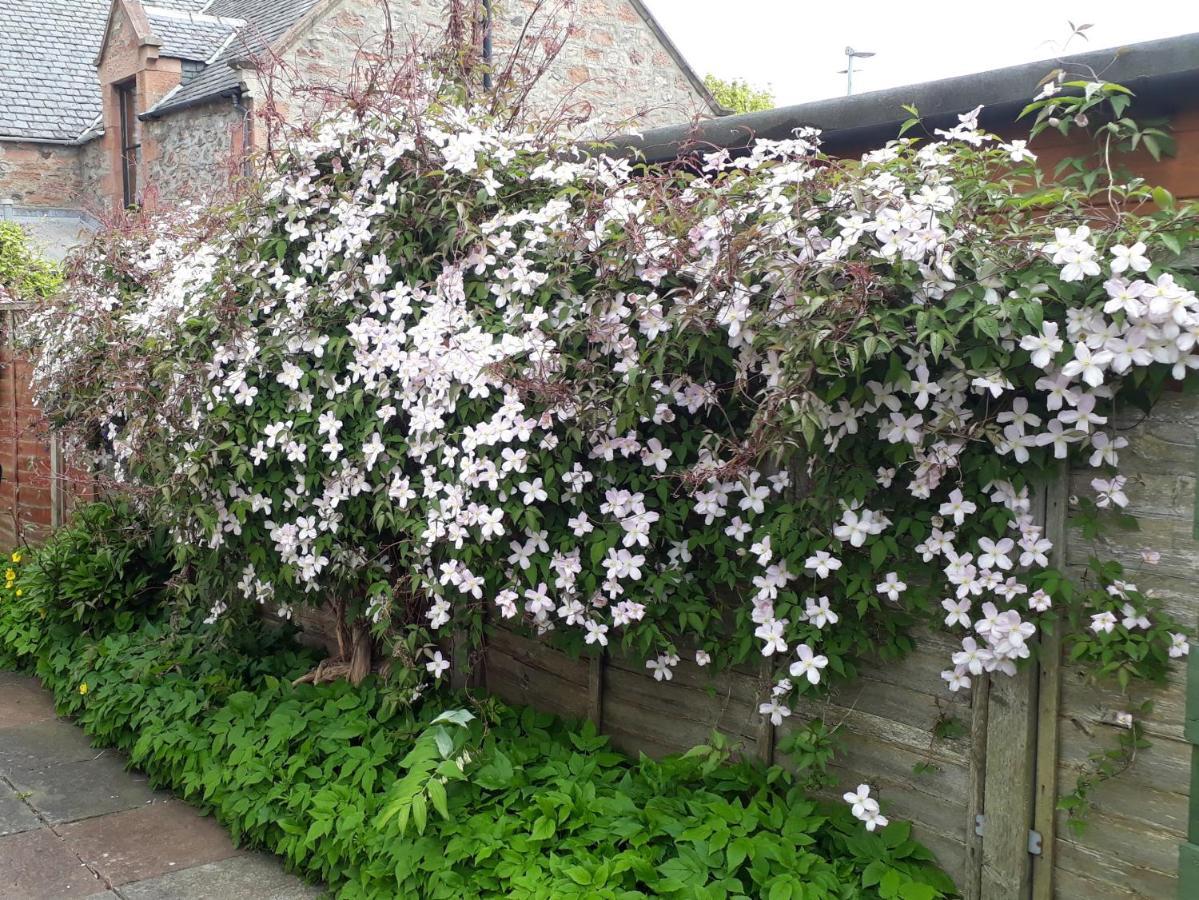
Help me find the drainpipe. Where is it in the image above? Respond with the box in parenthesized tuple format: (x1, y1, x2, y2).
(232, 89, 251, 178)
(482, 0, 493, 90)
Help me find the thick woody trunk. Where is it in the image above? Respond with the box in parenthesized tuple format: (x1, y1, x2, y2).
(291, 597, 375, 686)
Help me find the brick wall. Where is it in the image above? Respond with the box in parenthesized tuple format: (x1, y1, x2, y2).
(0, 306, 93, 550)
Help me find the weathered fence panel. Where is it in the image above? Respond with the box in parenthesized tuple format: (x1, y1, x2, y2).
(1038, 389, 1198, 899)
(481, 623, 984, 891)
(481, 389, 1199, 900)
(0, 302, 62, 546)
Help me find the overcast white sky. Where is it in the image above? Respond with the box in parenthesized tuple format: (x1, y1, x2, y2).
(641, 1, 1199, 106)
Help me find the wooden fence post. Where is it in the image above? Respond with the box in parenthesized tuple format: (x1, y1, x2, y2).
(1180, 645, 1199, 898)
(980, 663, 1038, 899)
(964, 673, 990, 900)
(587, 652, 604, 727)
(1030, 465, 1069, 900)
(980, 466, 1067, 899)
(756, 656, 775, 764)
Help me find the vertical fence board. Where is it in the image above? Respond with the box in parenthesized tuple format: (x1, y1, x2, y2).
(587, 652, 604, 726)
(1031, 464, 1069, 900)
(980, 664, 1038, 899)
(964, 673, 989, 900)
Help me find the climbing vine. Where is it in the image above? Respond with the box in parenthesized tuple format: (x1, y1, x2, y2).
(22, 68, 1199, 832)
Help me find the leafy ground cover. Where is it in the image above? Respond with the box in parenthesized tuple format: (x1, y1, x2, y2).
(0, 506, 954, 899)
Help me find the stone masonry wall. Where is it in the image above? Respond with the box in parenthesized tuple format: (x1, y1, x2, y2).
(0, 142, 84, 208)
(495, 0, 710, 132)
(77, 137, 107, 213)
(268, 0, 710, 134)
(143, 100, 244, 204)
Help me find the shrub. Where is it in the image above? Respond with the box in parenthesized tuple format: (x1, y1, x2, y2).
(0, 221, 60, 301)
(15, 501, 173, 633)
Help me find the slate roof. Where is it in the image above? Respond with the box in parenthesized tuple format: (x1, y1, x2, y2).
(0, 0, 110, 142)
(145, 0, 322, 117)
(144, 6, 244, 63)
(156, 0, 214, 11)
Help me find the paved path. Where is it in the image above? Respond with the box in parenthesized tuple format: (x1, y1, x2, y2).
(0, 671, 323, 899)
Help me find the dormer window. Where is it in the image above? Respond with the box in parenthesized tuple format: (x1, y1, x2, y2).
(117, 79, 139, 207)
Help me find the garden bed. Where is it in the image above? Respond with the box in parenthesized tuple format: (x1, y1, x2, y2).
(0, 519, 955, 899)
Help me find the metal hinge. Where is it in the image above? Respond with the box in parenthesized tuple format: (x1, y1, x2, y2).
(974, 816, 1042, 855)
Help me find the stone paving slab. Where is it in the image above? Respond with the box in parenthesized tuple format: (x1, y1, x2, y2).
(110, 854, 323, 900)
(57, 800, 242, 888)
(0, 676, 57, 728)
(0, 719, 103, 777)
(0, 827, 108, 899)
(6, 752, 162, 825)
(0, 672, 324, 898)
(0, 781, 41, 837)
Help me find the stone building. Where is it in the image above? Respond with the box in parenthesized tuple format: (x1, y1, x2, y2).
(0, 0, 718, 253)
(0, 0, 717, 549)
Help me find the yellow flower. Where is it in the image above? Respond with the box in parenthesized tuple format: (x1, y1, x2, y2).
(10, 551, 21, 563)
(78, 683, 89, 695)
(14, 589, 21, 596)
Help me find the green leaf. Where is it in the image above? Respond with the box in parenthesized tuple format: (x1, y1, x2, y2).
(862, 860, 887, 887)
(564, 866, 592, 885)
(433, 726, 454, 758)
(531, 815, 556, 840)
(427, 777, 449, 820)
(727, 836, 752, 870)
(474, 750, 515, 790)
(899, 885, 939, 900)
(411, 793, 428, 835)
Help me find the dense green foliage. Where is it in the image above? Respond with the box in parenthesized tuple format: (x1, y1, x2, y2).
(12, 501, 173, 632)
(0, 515, 953, 899)
(0, 222, 60, 300)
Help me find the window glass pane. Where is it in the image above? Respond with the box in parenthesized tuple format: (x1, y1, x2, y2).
(118, 81, 138, 207)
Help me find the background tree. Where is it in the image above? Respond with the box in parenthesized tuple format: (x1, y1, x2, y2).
(704, 74, 774, 113)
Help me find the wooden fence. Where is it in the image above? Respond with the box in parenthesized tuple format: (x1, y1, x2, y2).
(0, 301, 71, 547)
(479, 388, 1199, 900)
(20, 291, 1187, 897)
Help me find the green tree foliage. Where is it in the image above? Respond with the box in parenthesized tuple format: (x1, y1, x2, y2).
(704, 74, 775, 114)
(0, 222, 60, 301)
